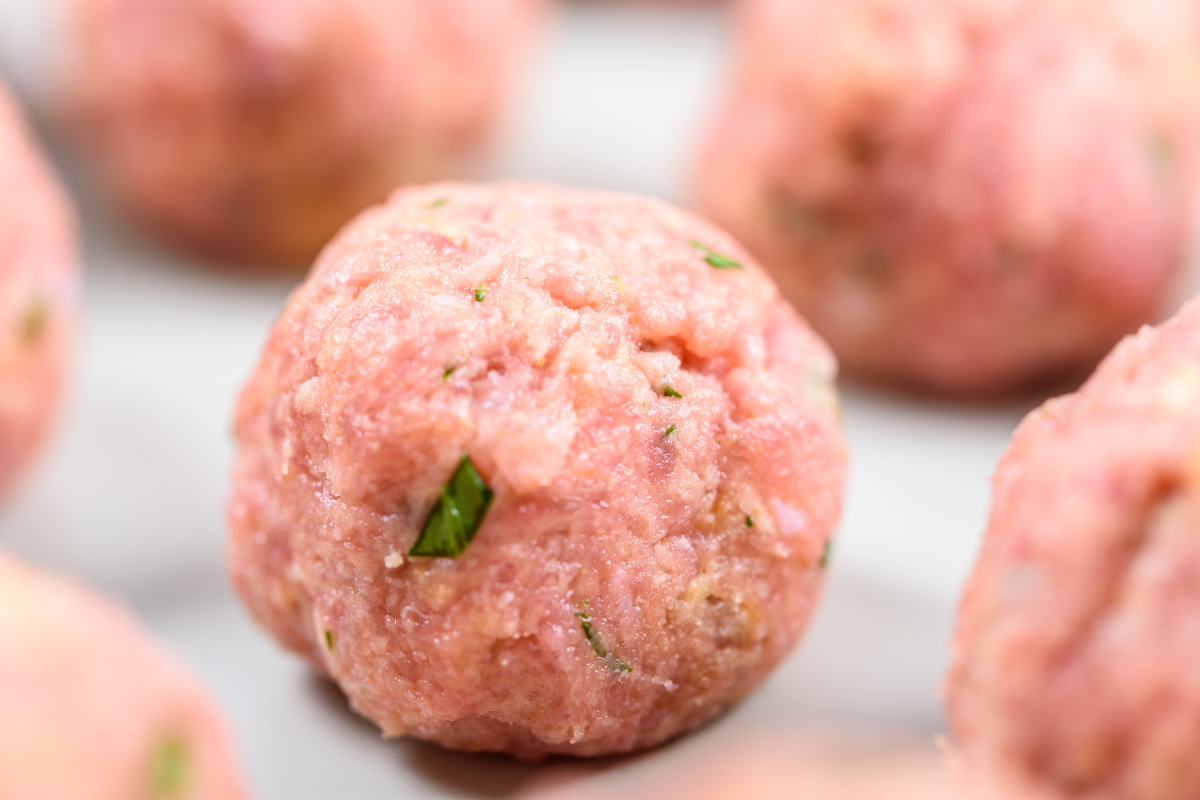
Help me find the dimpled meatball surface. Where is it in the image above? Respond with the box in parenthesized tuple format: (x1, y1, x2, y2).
(227, 182, 846, 758)
(947, 296, 1200, 799)
(0, 552, 247, 800)
(0, 83, 76, 498)
(696, 0, 1200, 397)
(59, 0, 540, 264)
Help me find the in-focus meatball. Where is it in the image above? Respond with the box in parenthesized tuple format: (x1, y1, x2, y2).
(696, 0, 1200, 397)
(57, 0, 541, 264)
(0, 551, 247, 800)
(227, 182, 846, 758)
(947, 295, 1200, 799)
(0, 82, 76, 499)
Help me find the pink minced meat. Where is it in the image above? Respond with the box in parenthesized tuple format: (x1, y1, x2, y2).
(0, 551, 247, 800)
(227, 182, 846, 758)
(0, 83, 76, 499)
(947, 295, 1200, 799)
(695, 0, 1200, 397)
(58, 0, 541, 264)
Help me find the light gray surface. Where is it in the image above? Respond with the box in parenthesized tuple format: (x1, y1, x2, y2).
(0, 2, 1030, 797)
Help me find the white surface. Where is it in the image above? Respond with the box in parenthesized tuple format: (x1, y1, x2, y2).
(0, 2, 1034, 797)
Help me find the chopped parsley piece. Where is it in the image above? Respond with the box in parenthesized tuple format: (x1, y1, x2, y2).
(690, 239, 743, 270)
(148, 737, 190, 798)
(409, 455, 494, 558)
(662, 386, 683, 399)
(745, 515, 754, 528)
(324, 629, 334, 651)
(819, 539, 833, 569)
(443, 366, 456, 380)
(427, 197, 450, 210)
(19, 295, 48, 345)
(575, 604, 631, 675)
(664, 424, 677, 438)
(474, 285, 487, 302)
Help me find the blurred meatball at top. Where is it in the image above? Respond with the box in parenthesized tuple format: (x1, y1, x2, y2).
(58, 0, 541, 264)
(947, 297, 1200, 799)
(0, 551, 247, 800)
(227, 182, 846, 758)
(697, 0, 1200, 397)
(0, 83, 76, 499)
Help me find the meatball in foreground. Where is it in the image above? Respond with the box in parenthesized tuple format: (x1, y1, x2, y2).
(696, 0, 1200, 396)
(228, 182, 846, 758)
(0, 83, 76, 499)
(0, 551, 247, 800)
(948, 296, 1200, 798)
(58, 0, 540, 264)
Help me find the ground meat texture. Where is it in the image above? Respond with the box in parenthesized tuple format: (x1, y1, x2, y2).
(57, 0, 541, 265)
(947, 296, 1200, 799)
(227, 182, 846, 758)
(0, 552, 247, 800)
(0, 82, 76, 499)
(695, 0, 1200, 397)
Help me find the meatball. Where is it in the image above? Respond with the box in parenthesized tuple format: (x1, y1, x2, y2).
(947, 295, 1200, 798)
(57, 0, 541, 264)
(695, 0, 1200, 396)
(0, 551, 247, 800)
(227, 182, 846, 758)
(0, 82, 76, 499)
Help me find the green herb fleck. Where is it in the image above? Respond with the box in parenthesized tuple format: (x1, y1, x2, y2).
(662, 386, 683, 399)
(745, 515, 754, 528)
(19, 295, 48, 346)
(474, 285, 487, 302)
(324, 629, 334, 651)
(819, 539, 833, 569)
(664, 424, 677, 438)
(409, 455, 494, 558)
(148, 737, 190, 798)
(443, 366, 456, 380)
(575, 604, 631, 675)
(427, 197, 450, 210)
(690, 239, 743, 270)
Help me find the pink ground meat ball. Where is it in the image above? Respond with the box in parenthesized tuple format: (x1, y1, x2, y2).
(0, 83, 76, 499)
(57, 0, 540, 264)
(227, 182, 846, 758)
(0, 551, 247, 800)
(947, 295, 1200, 799)
(696, 0, 1200, 397)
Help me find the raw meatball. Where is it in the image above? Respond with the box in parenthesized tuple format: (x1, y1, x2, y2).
(696, 0, 1200, 397)
(0, 551, 247, 800)
(947, 295, 1200, 799)
(57, 0, 541, 264)
(227, 182, 846, 758)
(0, 82, 76, 499)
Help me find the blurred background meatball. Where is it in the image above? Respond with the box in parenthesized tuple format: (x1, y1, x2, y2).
(228, 182, 845, 758)
(55, 0, 542, 265)
(0, 81, 76, 500)
(696, 0, 1200, 397)
(0, 551, 247, 800)
(948, 295, 1200, 799)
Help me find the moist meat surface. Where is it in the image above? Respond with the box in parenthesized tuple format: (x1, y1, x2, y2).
(228, 182, 846, 758)
(948, 296, 1200, 799)
(696, 0, 1200, 396)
